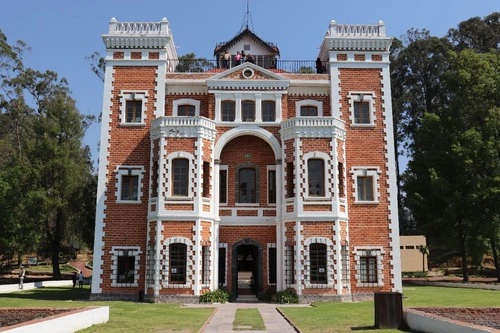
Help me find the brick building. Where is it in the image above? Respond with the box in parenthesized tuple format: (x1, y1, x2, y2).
(91, 17, 402, 302)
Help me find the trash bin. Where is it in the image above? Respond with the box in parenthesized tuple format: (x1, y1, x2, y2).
(374, 292, 403, 329)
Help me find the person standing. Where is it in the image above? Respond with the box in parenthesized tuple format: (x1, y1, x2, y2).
(235, 51, 242, 66)
(72, 272, 77, 288)
(222, 50, 231, 69)
(78, 271, 84, 288)
(19, 265, 25, 289)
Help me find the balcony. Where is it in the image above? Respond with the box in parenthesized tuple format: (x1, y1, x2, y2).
(167, 59, 329, 74)
(280, 117, 345, 140)
(150, 116, 217, 140)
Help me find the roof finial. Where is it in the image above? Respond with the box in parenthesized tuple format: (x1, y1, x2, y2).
(239, 0, 254, 33)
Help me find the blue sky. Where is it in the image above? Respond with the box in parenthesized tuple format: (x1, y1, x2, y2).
(1, 0, 497, 169)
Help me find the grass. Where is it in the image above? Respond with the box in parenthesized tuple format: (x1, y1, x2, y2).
(279, 286, 500, 333)
(0, 286, 214, 332)
(1, 285, 499, 332)
(233, 308, 266, 331)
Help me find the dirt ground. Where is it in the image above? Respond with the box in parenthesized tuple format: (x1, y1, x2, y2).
(412, 307, 500, 330)
(0, 308, 73, 328)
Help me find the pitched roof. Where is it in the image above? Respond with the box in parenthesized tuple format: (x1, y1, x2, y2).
(213, 28, 280, 57)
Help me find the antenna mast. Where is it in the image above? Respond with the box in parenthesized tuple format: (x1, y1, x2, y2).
(239, 0, 254, 33)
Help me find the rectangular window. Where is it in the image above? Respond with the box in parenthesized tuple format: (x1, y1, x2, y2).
(308, 159, 325, 196)
(178, 104, 196, 117)
(286, 162, 294, 198)
(310, 243, 327, 284)
(172, 159, 189, 196)
(242, 100, 255, 122)
(203, 162, 210, 198)
(238, 167, 256, 203)
(268, 170, 276, 204)
(126, 100, 142, 123)
(360, 256, 377, 283)
(341, 245, 349, 286)
(268, 247, 277, 284)
(338, 162, 345, 198)
(121, 175, 139, 201)
(151, 161, 158, 198)
(202, 246, 210, 287)
(354, 101, 370, 124)
(357, 176, 374, 201)
(284, 246, 295, 286)
(218, 247, 226, 286)
(219, 169, 227, 204)
(221, 101, 235, 121)
(262, 101, 276, 122)
(300, 105, 318, 116)
(117, 255, 135, 284)
(169, 243, 187, 284)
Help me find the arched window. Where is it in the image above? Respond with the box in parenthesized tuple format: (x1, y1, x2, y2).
(242, 100, 255, 122)
(221, 100, 235, 121)
(169, 243, 187, 283)
(238, 167, 256, 203)
(308, 159, 325, 196)
(172, 158, 189, 196)
(178, 104, 196, 117)
(310, 243, 327, 284)
(300, 105, 318, 116)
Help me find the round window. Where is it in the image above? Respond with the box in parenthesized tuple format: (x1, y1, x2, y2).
(242, 68, 254, 79)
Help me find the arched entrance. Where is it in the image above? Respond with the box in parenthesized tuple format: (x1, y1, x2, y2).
(231, 239, 263, 298)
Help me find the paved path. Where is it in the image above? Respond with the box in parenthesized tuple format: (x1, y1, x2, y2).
(185, 302, 308, 333)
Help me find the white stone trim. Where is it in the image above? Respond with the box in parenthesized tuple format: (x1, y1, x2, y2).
(353, 246, 385, 287)
(350, 167, 381, 204)
(173, 98, 201, 117)
(110, 246, 142, 287)
(115, 166, 146, 203)
(303, 151, 331, 199)
(348, 92, 376, 126)
(119, 90, 148, 126)
(91, 64, 115, 294)
(214, 92, 284, 124)
(165, 152, 195, 199)
(162, 237, 194, 288)
(295, 99, 323, 117)
(303, 237, 335, 288)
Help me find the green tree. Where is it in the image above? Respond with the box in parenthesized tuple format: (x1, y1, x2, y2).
(447, 12, 500, 53)
(175, 53, 213, 72)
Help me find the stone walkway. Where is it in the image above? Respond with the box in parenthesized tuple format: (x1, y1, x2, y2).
(185, 302, 308, 333)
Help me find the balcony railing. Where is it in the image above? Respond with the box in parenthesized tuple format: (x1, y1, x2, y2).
(167, 59, 329, 74)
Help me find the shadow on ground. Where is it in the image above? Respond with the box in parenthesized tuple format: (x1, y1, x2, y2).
(0, 286, 90, 301)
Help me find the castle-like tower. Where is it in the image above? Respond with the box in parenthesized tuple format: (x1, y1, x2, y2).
(91, 17, 401, 302)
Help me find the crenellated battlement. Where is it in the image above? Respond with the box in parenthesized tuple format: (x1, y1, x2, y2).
(328, 20, 386, 38)
(108, 17, 170, 35)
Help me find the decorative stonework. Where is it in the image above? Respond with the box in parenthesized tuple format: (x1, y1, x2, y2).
(110, 246, 142, 287)
(280, 118, 345, 140)
(353, 247, 385, 287)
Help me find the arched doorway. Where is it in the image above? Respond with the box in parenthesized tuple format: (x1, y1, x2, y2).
(231, 239, 263, 299)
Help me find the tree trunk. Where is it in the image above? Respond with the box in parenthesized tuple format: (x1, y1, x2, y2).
(50, 208, 64, 280)
(460, 237, 469, 283)
(490, 237, 500, 282)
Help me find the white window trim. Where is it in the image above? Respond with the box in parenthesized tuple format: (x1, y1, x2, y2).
(219, 165, 228, 206)
(348, 92, 376, 127)
(266, 165, 277, 205)
(173, 98, 201, 117)
(296, 99, 323, 117)
(163, 237, 193, 288)
(215, 93, 282, 124)
(303, 237, 334, 288)
(267, 243, 277, 285)
(353, 246, 385, 287)
(119, 90, 148, 125)
(110, 246, 142, 287)
(115, 166, 145, 204)
(166, 152, 195, 199)
(303, 152, 330, 199)
(350, 167, 380, 204)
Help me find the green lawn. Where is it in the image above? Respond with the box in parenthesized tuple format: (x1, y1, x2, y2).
(279, 286, 500, 333)
(233, 308, 266, 331)
(1, 285, 499, 332)
(0, 286, 214, 333)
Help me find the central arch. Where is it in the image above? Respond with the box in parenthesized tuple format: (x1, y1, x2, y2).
(214, 126, 282, 160)
(231, 238, 263, 299)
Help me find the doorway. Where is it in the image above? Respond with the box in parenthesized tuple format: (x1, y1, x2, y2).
(231, 239, 262, 298)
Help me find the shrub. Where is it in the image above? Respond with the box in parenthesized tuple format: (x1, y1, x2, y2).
(275, 289, 299, 304)
(199, 288, 231, 303)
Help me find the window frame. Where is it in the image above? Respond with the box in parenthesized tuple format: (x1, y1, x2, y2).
(119, 91, 147, 125)
(115, 166, 145, 204)
(309, 243, 328, 284)
(241, 100, 255, 122)
(304, 237, 334, 288)
(307, 158, 325, 197)
(166, 152, 194, 199)
(267, 166, 277, 204)
(236, 166, 258, 204)
(351, 167, 380, 204)
(173, 99, 200, 117)
(110, 246, 141, 287)
(354, 247, 384, 287)
(172, 158, 189, 197)
(221, 100, 236, 122)
(268, 244, 277, 285)
(261, 100, 276, 122)
(296, 99, 323, 117)
(348, 92, 376, 127)
(169, 243, 187, 284)
(219, 166, 228, 205)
